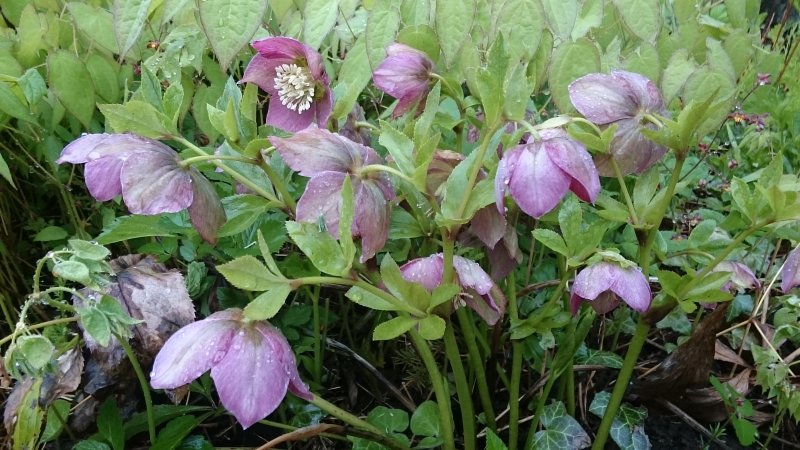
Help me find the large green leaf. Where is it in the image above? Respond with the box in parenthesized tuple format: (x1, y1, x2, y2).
(435, 0, 475, 67)
(0, 81, 35, 123)
(365, 0, 401, 68)
(199, 0, 268, 71)
(217, 255, 285, 291)
(613, 0, 661, 43)
(113, 0, 152, 60)
(303, 0, 340, 50)
(66, 3, 122, 56)
(540, 0, 577, 41)
(332, 37, 371, 120)
(496, 0, 544, 61)
(547, 38, 600, 113)
(48, 51, 96, 127)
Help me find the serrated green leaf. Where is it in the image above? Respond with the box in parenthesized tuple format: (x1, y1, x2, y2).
(113, 0, 152, 60)
(540, 0, 577, 40)
(66, 3, 122, 55)
(52, 260, 90, 284)
(345, 286, 397, 311)
(547, 38, 600, 113)
(243, 283, 291, 320)
(99, 101, 175, 138)
(373, 315, 416, 340)
(533, 229, 569, 257)
(217, 256, 285, 291)
(218, 194, 274, 237)
(365, 0, 400, 68)
(199, 0, 268, 71)
(68, 239, 110, 261)
(95, 215, 183, 244)
(48, 51, 95, 127)
(435, 0, 474, 67)
(286, 220, 349, 276)
(417, 315, 445, 340)
(303, 0, 340, 50)
(332, 37, 371, 120)
(79, 307, 112, 346)
(257, 229, 283, 278)
(497, 0, 544, 61)
(613, 0, 660, 42)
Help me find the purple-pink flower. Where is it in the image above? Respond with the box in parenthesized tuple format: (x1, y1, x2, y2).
(373, 43, 434, 118)
(780, 245, 800, 293)
(56, 133, 225, 243)
(241, 37, 333, 132)
(495, 129, 600, 219)
(570, 261, 651, 314)
(150, 309, 311, 429)
(713, 261, 760, 293)
(400, 254, 506, 325)
(270, 127, 394, 262)
(569, 70, 667, 176)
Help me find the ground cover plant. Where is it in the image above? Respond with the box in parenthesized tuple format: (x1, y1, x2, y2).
(1, 0, 800, 449)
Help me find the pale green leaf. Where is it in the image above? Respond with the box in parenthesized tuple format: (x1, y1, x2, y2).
(373, 315, 416, 340)
(243, 284, 292, 320)
(48, 51, 96, 127)
(303, 0, 340, 50)
(435, 0, 475, 67)
(547, 38, 600, 113)
(540, 0, 577, 41)
(199, 0, 268, 71)
(113, 0, 152, 60)
(217, 255, 285, 291)
(612, 0, 661, 43)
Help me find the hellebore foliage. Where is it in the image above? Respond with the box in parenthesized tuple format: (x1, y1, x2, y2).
(1, 1, 799, 450)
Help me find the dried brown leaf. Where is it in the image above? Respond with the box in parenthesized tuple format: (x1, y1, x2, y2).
(714, 340, 750, 367)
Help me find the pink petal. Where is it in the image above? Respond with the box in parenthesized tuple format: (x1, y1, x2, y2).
(571, 262, 617, 301)
(400, 254, 444, 290)
(254, 322, 312, 401)
(266, 96, 317, 132)
(84, 158, 124, 201)
(588, 291, 621, 314)
(187, 171, 226, 244)
(545, 137, 600, 204)
(241, 54, 284, 94)
(57, 133, 170, 164)
(453, 256, 506, 324)
(453, 256, 493, 296)
(508, 144, 570, 219)
(211, 326, 290, 429)
(594, 120, 666, 177)
(120, 151, 194, 215)
(355, 180, 391, 262)
(270, 127, 372, 176)
(470, 206, 507, 249)
(495, 147, 521, 214)
(781, 246, 800, 293)
(149, 310, 240, 389)
(715, 261, 760, 291)
(252, 37, 322, 77)
(611, 70, 665, 114)
(568, 73, 637, 124)
(295, 171, 346, 237)
(609, 266, 651, 312)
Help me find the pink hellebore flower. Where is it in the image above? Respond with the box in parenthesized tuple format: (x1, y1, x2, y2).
(568, 70, 667, 176)
(56, 133, 225, 243)
(495, 129, 600, 219)
(270, 127, 395, 262)
(400, 254, 506, 325)
(150, 309, 311, 429)
(570, 262, 651, 314)
(373, 43, 434, 118)
(713, 261, 760, 293)
(780, 245, 800, 293)
(241, 37, 333, 132)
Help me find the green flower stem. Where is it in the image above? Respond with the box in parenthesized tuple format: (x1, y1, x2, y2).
(429, 73, 465, 111)
(594, 154, 686, 450)
(0, 316, 79, 348)
(456, 307, 497, 430)
(259, 156, 297, 214)
(310, 285, 322, 385)
(175, 137, 281, 206)
(590, 319, 649, 450)
(292, 276, 427, 317)
(408, 328, 456, 450)
(507, 272, 522, 450)
(359, 164, 417, 186)
(453, 122, 502, 225)
(443, 324, 476, 450)
(117, 333, 156, 444)
(180, 154, 256, 166)
(309, 394, 411, 450)
(610, 158, 639, 226)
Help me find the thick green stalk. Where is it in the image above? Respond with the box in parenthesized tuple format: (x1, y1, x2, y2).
(590, 320, 649, 450)
(408, 328, 455, 450)
(310, 285, 322, 385)
(444, 325, 475, 450)
(309, 395, 411, 450)
(611, 158, 639, 226)
(456, 307, 497, 430)
(175, 137, 281, 205)
(506, 272, 522, 450)
(453, 122, 502, 223)
(259, 159, 297, 214)
(293, 276, 427, 317)
(118, 335, 156, 444)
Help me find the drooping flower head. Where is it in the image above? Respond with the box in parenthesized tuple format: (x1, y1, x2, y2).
(57, 133, 225, 243)
(570, 260, 651, 315)
(569, 70, 667, 176)
(270, 127, 394, 262)
(780, 245, 800, 293)
(712, 261, 760, 293)
(241, 37, 333, 132)
(150, 309, 311, 429)
(495, 129, 600, 219)
(373, 43, 434, 118)
(400, 254, 506, 325)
